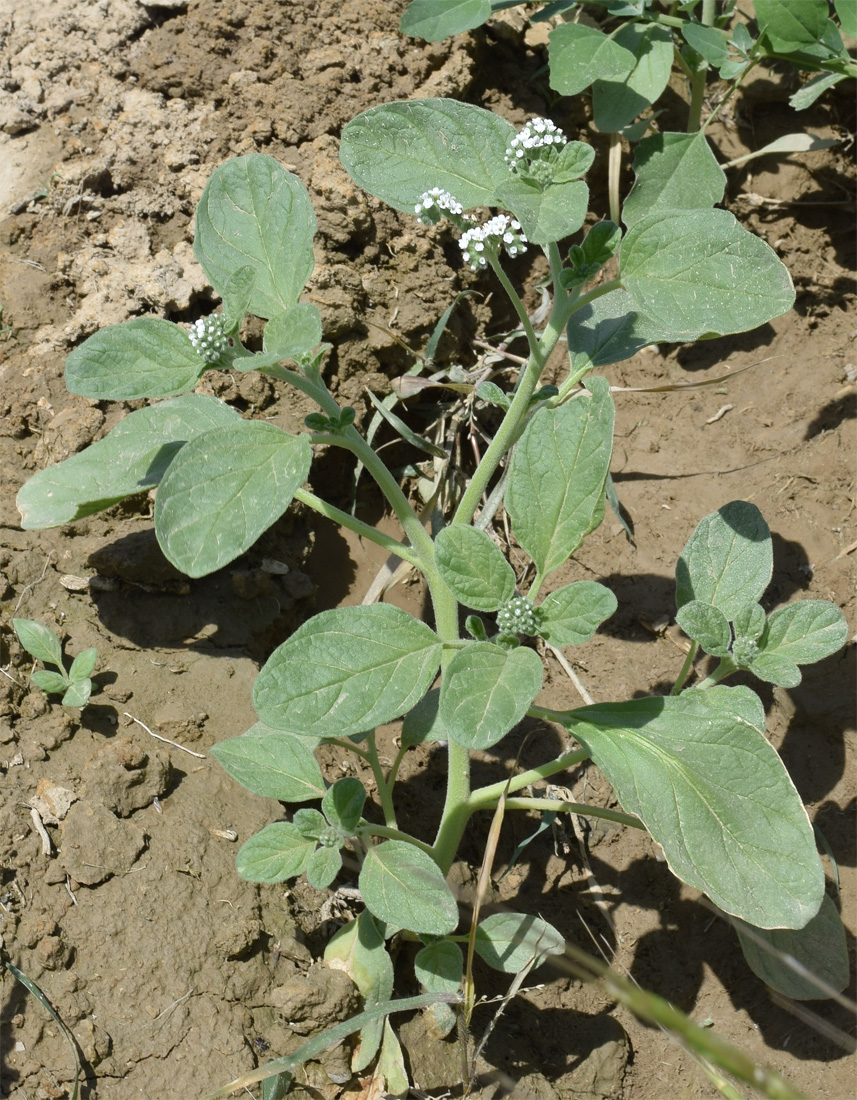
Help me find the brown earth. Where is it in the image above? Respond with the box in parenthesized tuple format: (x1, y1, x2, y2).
(0, 2, 854, 1098)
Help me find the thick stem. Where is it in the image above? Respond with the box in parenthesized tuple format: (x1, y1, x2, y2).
(670, 640, 700, 695)
(695, 657, 738, 689)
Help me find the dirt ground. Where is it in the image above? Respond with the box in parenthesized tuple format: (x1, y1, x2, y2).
(0, 1, 854, 1098)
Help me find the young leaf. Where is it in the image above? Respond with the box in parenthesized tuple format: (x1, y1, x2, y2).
(755, 0, 829, 52)
(675, 501, 772, 621)
(414, 940, 463, 993)
(293, 808, 329, 842)
(674, 600, 732, 657)
(194, 154, 316, 320)
(325, 911, 394, 1071)
(253, 605, 442, 740)
(399, 0, 490, 41)
(235, 822, 316, 883)
(434, 526, 516, 612)
(680, 23, 729, 67)
(66, 319, 204, 401)
(68, 647, 98, 682)
(789, 72, 848, 110)
(17, 393, 241, 530)
(340, 99, 515, 213)
(13, 619, 65, 669)
(306, 846, 342, 890)
(30, 670, 71, 695)
(220, 265, 257, 332)
(622, 132, 726, 229)
(474, 912, 565, 973)
(734, 602, 766, 642)
(732, 894, 849, 1000)
(263, 303, 323, 362)
(750, 600, 848, 687)
(401, 689, 450, 747)
(359, 842, 459, 935)
(439, 643, 543, 751)
(551, 141, 596, 184)
(154, 421, 312, 577)
(539, 581, 617, 647)
(495, 177, 589, 245)
(548, 22, 636, 97)
(506, 376, 614, 578)
(567, 686, 824, 929)
(377, 1020, 409, 1095)
(592, 23, 674, 133)
(322, 777, 367, 835)
(62, 679, 93, 708)
(210, 732, 326, 802)
(566, 289, 666, 373)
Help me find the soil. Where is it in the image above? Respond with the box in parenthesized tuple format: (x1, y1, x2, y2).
(0, 2, 854, 1099)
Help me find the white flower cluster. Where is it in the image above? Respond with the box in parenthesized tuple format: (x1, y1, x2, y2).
(459, 214, 527, 270)
(496, 595, 540, 637)
(188, 315, 229, 363)
(414, 187, 469, 226)
(505, 117, 567, 174)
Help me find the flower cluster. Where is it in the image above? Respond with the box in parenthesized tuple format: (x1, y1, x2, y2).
(459, 214, 527, 270)
(414, 187, 469, 226)
(731, 635, 761, 667)
(188, 315, 229, 363)
(505, 117, 568, 180)
(496, 595, 541, 637)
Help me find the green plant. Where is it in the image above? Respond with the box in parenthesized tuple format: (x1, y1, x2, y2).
(12, 618, 97, 708)
(16, 99, 849, 1088)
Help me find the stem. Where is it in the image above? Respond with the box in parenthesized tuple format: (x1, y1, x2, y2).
(366, 733, 398, 829)
(502, 797, 644, 829)
(487, 251, 538, 351)
(608, 132, 622, 226)
(695, 657, 738, 690)
(356, 824, 435, 859)
(325, 738, 372, 763)
(671, 640, 700, 695)
(467, 747, 590, 810)
(293, 488, 422, 568)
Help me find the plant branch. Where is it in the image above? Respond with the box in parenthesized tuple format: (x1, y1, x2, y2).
(366, 732, 398, 829)
(467, 747, 590, 810)
(501, 797, 644, 829)
(293, 488, 422, 568)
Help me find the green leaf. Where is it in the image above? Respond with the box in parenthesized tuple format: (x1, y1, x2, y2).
(680, 23, 729, 66)
(254, 605, 442, 740)
(210, 732, 326, 802)
(13, 619, 64, 668)
(751, 600, 848, 687)
(834, 0, 857, 40)
(194, 154, 316, 321)
(732, 895, 849, 1000)
(61, 679, 93, 708)
(579, 220, 621, 267)
(293, 808, 329, 842)
(235, 822, 316, 883)
(263, 303, 323, 362)
(414, 940, 463, 993)
(592, 23, 674, 133)
(566, 289, 666, 372)
(755, 0, 828, 52)
(474, 912, 565, 973)
(620, 210, 796, 339)
(551, 141, 596, 184)
(568, 687, 824, 928)
(440, 643, 543, 751)
(221, 265, 257, 332)
(323, 777, 367, 835)
(30, 670, 71, 695)
(66, 318, 204, 401)
(790, 71, 848, 110)
(377, 1020, 409, 1096)
(340, 99, 515, 213)
(539, 581, 617, 647)
(359, 842, 458, 935)
(401, 689, 450, 747)
(17, 393, 240, 530)
(675, 600, 732, 657)
(734, 602, 766, 641)
(495, 177, 588, 245)
(399, 0, 491, 41)
(306, 845, 342, 890)
(507, 376, 614, 577)
(675, 501, 772, 621)
(622, 132, 726, 229)
(434, 526, 516, 612)
(154, 421, 311, 577)
(68, 647, 98, 682)
(548, 22, 636, 97)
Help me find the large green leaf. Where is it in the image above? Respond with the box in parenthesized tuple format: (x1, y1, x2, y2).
(210, 731, 326, 802)
(567, 687, 824, 928)
(17, 394, 240, 529)
(236, 822, 316, 883)
(592, 23, 674, 133)
(254, 605, 442, 739)
(434, 526, 516, 612)
(755, 0, 829, 52)
(507, 376, 614, 578)
(400, 0, 490, 41)
(154, 421, 311, 577)
(620, 209, 795, 339)
(548, 22, 636, 97)
(66, 318, 205, 400)
(495, 177, 589, 245)
(359, 842, 458, 935)
(340, 99, 514, 213)
(474, 912, 565, 973)
(194, 154, 316, 320)
(566, 289, 667, 372)
(622, 132, 726, 229)
(440, 643, 543, 751)
(675, 501, 772, 620)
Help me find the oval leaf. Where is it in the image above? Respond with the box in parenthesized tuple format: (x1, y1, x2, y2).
(13, 619, 64, 667)
(322, 777, 367, 835)
(440, 643, 543, 751)
(155, 421, 312, 577)
(592, 23, 674, 132)
(675, 600, 732, 656)
(254, 605, 442, 740)
(359, 842, 458, 935)
(263, 303, 323, 362)
(539, 581, 617, 647)
(236, 822, 315, 883)
(756, 600, 848, 678)
(623, 132, 726, 229)
(549, 23, 636, 97)
(210, 732, 325, 802)
(475, 912, 565, 973)
(495, 178, 589, 245)
(414, 940, 463, 994)
(435, 526, 516, 612)
(400, 0, 490, 41)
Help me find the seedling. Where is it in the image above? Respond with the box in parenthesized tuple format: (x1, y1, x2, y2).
(12, 618, 97, 708)
(16, 98, 848, 1088)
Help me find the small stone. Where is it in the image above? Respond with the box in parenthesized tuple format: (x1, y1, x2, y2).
(81, 736, 171, 816)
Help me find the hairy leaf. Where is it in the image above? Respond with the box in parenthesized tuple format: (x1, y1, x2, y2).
(399, 0, 490, 41)
(13, 619, 64, 668)
(548, 22, 636, 97)
(475, 912, 565, 973)
(751, 600, 848, 687)
(592, 23, 674, 133)
(263, 303, 323, 361)
(359, 842, 458, 935)
(322, 777, 367, 835)
(623, 132, 725, 228)
(435, 526, 516, 611)
(325, 912, 394, 1071)
(566, 289, 666, 372)
(675, 600, 732, 657)
(539, 581, 617, 647)
(440, 643, 543, 751)
(210, 732, 326, 802)
(236, 823, 316, 883)
(414, 940, 463, 993)
(495, 177, 588, 245)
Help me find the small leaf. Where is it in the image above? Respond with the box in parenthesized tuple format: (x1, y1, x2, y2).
(401, 689, 450, 747)
(675, 501, 773, 621)
(734, 603, 766, 642)
(435, 526, 516, 612)
(496, 177, 589, 245)
(377, 1020, 409, 1096)
(592, 23, 674, 133)
(548, 23, 636, 97)
(254, 605, 442, 740)
(789, 72, 847, 110)
(210, 732, 326, 802)
(675, 600, 732, 657)
(551, 141, 596, 184)
(680, 23, 729, 66)
(751, 600, 848, 687)
(235, 822, 316, 883)
(13, 619, 64, 668)
(539, 581, 617, 647)
(623, 132, 726, 229)
(414, 940, 463, 993)
(155, 421, 312, 577)
(65, 318, 204, 401)
(322, 777, 367, 835)
(732, 895, 849, 1000)
(263, 303, 323, 362)
(359, 842, 458, 935)
(221, 265, 257, 332)
(474, 913, 565, 973)
(399, 0, 490, 41)
(68, 647, 98, 682)
(31, 670, 71, 695)
(306, 846, 342, 890)
(440, 643, 543, 751)
(61, 679, 93, 708)
(293, 808, 329, 842)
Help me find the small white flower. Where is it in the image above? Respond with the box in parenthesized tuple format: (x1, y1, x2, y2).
(459, 214, 528, 271)
(504, 116, 568, 176)
(415, 187, 466, 225)
(188, 315, 229, 363)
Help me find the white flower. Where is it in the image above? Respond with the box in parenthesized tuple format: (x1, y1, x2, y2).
(459, 215, 528, 270)
(189, 315, 229, 363)
(504, 117, 568, 175)
(414, 187, 467, 225)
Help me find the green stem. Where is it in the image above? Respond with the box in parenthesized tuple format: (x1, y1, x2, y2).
(671, 640, 700, 695)
(326, 738, 372, 763)
(467, 748, 590, 810)
(366, 732, 397, 829)
(487, 250, 538, 351)
(502, 797, 644, 829)
(357, 824, 435, 859)
(293, 488, 422, 568)
(695, 656, 738, 689)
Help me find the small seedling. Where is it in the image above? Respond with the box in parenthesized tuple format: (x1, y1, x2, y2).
(12, 618, 97, 708)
